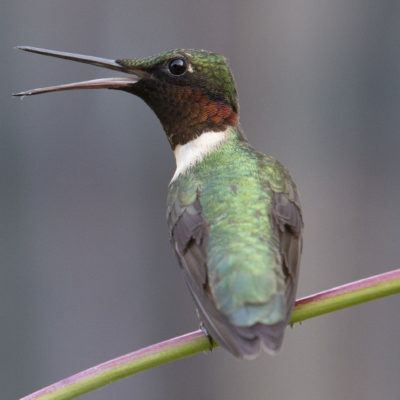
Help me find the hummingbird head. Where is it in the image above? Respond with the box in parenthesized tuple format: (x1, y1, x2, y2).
(118, 50, 239, 147)
(14, 47, 239, 149)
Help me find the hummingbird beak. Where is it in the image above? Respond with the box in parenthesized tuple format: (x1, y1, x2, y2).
(13, 46, 148, 97)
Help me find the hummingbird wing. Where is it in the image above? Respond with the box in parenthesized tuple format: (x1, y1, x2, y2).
(167, 194, 259, 356)
(271, 191, 303, 320)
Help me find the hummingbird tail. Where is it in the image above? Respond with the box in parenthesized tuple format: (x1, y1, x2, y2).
(196, 299, 287, 358)
(236, 321, 287, 357)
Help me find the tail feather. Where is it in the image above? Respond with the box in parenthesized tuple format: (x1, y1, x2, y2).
(235, 321, 287, 357)
(196, 298, 288, 358)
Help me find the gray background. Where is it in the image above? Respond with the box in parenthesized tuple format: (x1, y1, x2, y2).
(2, 1, 400, 399)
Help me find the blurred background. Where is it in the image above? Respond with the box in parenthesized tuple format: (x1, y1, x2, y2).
(2, 1, 400, 399)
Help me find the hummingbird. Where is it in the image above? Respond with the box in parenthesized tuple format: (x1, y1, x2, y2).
(14, 46, 303, 358)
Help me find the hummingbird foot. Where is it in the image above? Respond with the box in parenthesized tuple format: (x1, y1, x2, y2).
(200, 322, 216, 352)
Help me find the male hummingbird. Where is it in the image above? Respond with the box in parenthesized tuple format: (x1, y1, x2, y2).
(14, 46, 303, 358)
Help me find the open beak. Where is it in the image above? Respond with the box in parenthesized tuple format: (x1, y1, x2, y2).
(13, 46, 147, 97)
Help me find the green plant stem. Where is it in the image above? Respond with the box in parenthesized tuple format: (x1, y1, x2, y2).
(20, 268, 400, 400)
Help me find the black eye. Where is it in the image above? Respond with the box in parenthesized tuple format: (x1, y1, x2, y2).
(168, 58, 187, 75)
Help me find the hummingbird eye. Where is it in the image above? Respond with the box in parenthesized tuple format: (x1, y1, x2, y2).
(168, 58, 187, 76)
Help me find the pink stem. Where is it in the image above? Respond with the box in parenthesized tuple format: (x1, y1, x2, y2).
(19, 268, 400, 400)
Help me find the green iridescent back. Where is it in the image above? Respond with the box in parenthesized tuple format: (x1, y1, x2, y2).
(167, 126, 302, 356)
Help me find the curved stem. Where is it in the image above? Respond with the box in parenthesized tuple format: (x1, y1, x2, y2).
(20, 268, 400, 400)
(290, 268, 400, 323)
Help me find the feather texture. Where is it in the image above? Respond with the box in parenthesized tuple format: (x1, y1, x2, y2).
(167, 125, 302, 358)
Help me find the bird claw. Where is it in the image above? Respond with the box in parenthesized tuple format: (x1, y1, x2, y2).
(200, 322, 215, 352)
